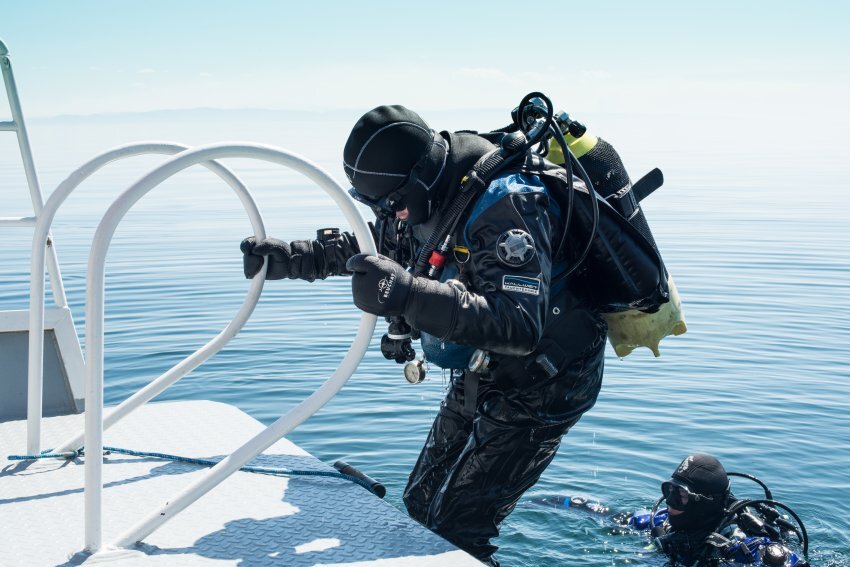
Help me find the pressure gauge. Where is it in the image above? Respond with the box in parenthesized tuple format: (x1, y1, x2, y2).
(468, 349, 491, 373)
(403, 358, 426, 384)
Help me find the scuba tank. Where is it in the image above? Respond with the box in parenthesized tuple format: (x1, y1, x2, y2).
(549, 117, 687, 357)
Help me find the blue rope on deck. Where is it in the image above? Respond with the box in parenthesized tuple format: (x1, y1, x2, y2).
(7, 448, 83, 460)
(7, 446, 379, 496)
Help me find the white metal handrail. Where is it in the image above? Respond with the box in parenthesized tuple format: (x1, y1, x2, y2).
(31, 142, 263, 456)
(80, 143, 376, 553)
(1, 39, 46, 220)
(3, 38, 74, 451)
(1, 38, 68, 310)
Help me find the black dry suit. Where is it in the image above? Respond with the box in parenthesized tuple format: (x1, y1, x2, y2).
(360, 130, 668, 562)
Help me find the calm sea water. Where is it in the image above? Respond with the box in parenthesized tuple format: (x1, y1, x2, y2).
(1, 111, 848, 566)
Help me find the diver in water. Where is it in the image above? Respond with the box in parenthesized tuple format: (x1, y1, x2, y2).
(651, 452, 738, 563)
(534, 454, 809, 566)
(241, 94, 668, 564)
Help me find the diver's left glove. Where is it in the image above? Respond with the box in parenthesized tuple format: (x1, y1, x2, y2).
(241, 229, 359, 282)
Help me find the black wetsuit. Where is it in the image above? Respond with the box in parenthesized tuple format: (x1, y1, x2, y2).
(377, 169, 608, 562)
(321, 130, 662, 562)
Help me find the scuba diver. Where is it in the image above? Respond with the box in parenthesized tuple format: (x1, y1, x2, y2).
(241, 93, 670, 564)
(533, 454, 810, 566)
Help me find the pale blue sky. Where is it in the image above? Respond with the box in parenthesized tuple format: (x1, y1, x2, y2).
(2, 0, 848, 126)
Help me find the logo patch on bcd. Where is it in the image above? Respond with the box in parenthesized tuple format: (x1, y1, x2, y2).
(502, 275, 541, 296)
(496, 229, 535, 267)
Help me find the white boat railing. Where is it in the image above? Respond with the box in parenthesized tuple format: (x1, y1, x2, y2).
(6, 34, 377, 554)
(0, 38, 67, 309)
(2, 37, 78, 445)
(33, 142, 264, 456)
(0, 39, 53, 249)
(75, 143, 377, 553)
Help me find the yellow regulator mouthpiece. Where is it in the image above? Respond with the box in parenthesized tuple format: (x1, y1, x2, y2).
(602, 275, 687, 358)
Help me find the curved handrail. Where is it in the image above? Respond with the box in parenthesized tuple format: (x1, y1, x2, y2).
(27, 142, 267, 455)
(82, 143, 376, 552)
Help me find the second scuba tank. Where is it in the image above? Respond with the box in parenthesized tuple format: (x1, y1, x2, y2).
(549, 119, 687, 357)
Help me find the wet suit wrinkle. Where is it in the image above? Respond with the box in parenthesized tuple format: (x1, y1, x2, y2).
(403, 374, 474, 524)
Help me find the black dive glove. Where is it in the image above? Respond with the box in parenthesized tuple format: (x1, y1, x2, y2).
(241, 229, 359, 282)
(347, 253, 460, 338)
(347, 254, 415, 316)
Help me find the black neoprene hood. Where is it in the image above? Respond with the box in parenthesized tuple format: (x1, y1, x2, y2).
(671, 453, 729, 496)
(343, 105, 448, 224)
(664, 453, 730, 532)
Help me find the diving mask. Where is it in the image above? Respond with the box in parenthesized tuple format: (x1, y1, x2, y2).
(662, 479, 715, 511)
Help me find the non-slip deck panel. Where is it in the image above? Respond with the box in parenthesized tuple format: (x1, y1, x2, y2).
(0, 400, 479, 566)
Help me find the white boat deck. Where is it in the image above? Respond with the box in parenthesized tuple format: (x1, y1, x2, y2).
(0, 400, 480, 566)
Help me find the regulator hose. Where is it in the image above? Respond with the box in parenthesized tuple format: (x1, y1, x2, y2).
(728, 471, 774, 500)
(413, 131, 527, 277)
(549, 122, 600, 281)
(516, 91, 555, 150)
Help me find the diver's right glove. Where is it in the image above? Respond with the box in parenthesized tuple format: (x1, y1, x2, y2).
(241, 228, 359, 282)
(346, 253, 457, 341)
(347, 254, 414, 316)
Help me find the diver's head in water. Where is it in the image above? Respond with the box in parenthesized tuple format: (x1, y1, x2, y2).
(343, 105, 448, 225)
(662, 454, 730, 533)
